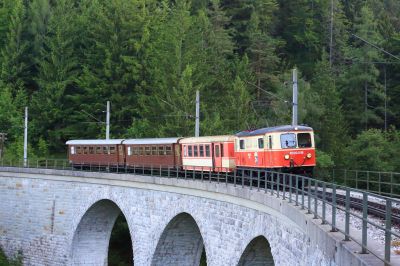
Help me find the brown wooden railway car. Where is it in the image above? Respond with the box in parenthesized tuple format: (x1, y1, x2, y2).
(66, 139, 125, 166)
(123, 138, 182, 168)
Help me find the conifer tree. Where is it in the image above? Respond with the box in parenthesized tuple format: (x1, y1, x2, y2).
(306, 56, 347, 164)
(339, 5, 384, 134)
(30, 0, 79, 150)
(1, 0, 29, 93)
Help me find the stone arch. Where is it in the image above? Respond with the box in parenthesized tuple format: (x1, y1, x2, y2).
(71, 199, 132, 265)
(238, 235, 275, 266)
(151, 212, 205, 266)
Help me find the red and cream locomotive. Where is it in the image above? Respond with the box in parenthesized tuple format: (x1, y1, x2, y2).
(66, 125, 316, 175)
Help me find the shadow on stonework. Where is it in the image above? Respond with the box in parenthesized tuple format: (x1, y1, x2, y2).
(151, 212, 206, 266)
(238, 236, 275, 266)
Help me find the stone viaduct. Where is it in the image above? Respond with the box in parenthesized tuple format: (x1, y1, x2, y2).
(0, 168, 376, 265)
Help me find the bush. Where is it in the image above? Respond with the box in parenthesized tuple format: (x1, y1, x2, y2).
(0, 248, 22, 266)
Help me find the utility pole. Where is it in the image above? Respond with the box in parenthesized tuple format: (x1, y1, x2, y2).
(384, 66, 387, 132)
(329, 0, 334, 67)
(364, 82, 368, 130)
(106, 101, 110, 140)
(195, 90, 200, 137)
(0, 133, 7, 159)
(24, 107, 28, 167)
(292, 68, 298, 126)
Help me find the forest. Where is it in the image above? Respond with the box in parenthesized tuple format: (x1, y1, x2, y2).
(0, 0, 399, 172)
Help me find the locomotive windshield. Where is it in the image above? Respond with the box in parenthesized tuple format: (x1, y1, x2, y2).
(280, 132, 312, 148)
(298, 133, 312, 148)
(280, 133, 296, 148)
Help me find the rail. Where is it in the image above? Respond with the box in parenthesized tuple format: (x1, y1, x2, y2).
(0, 159, 399, 265)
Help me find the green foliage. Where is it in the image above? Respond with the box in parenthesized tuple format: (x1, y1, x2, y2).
(108, 213, 132, 266)
(2, 136, 37, 163)
(0, 0, 397, 176)
(36, 137, 48, 159)
(316, 150, 334, 168)
(343, 129, 398, 172)
(0, 1, 399, 264)
(339, 5, 384, 135)
(0, 248, 22, 266)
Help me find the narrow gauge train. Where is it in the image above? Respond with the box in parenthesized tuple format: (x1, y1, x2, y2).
(66, 125, 316, 175)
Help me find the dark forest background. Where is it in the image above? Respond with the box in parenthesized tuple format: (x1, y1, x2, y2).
(0, 0, 399, 171)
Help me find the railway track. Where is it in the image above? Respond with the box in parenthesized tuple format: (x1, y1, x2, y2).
(311, 189, 400, 224)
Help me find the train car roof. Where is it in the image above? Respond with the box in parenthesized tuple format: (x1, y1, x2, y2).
(180, 135, 235, 144)
(236, 125, 313, 137)
(123, 138, 181, 145)
(66, 139, 124, 145)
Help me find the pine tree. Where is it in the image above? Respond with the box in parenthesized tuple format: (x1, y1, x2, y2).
(0, 0, 14, 52)
(306, 56, 347, 164)
(339, 5, 384, 134)
(30, 0, 79, 151)
(246, 2, 282, 101)
(72, 0, 151, 139)
(27, 0, 51, 71)
(275, 0, 324, 78)
(1, 0, 29, 93)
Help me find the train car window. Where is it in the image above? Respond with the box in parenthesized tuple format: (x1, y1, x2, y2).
(239, 140, 245, 149)
(132, 147, 138, 155)
(166, 146, 172, 155)
(199, 145, 204, 157)
(188, 145, 192, 157)
(152, 146, 157, 155)
(280, 133, 297, 149)
(139, 147, 144, 155)
(145, 146, 151, 155)
(70, 146, 75, 155)
(103, 146, 108, 154)
(89, 147, 94, 154)
(158, 146, 165, 155)
(205, 145, 210, 157)
(183, 145, 187, 157)
(215, 145, 220, 157)
(220, 144, 224, 157)
(96, 146, 101, 154)
(298, 133, 312, 148)
(193, 145, 198, 157)
(110, 146, 116, 154)
(77, 146, 81, 154)
(268, 136, 273, 149)
(258, 138, 264, 149)
(83, 147, 88, 154)
(127, 146, 132, 156)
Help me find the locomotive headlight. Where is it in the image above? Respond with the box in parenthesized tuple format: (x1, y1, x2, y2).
(306, 153, 312, 159)
(284, 154, 290, 160)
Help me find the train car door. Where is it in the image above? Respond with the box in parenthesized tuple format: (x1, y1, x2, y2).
(174, 144, 181, 167)
(118, 144, 125, 165)
(266, 135, 273, 167)
(213, 143, 222, 171)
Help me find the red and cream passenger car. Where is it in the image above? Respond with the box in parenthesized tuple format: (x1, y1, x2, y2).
(123, 138, 182, 167)
(180, 136, 236, 172)
(235, 125, 316, 174)
(66, 139, 125, 166)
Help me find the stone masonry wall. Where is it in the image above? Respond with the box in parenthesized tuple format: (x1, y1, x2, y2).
(0, 169, 366, 265)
